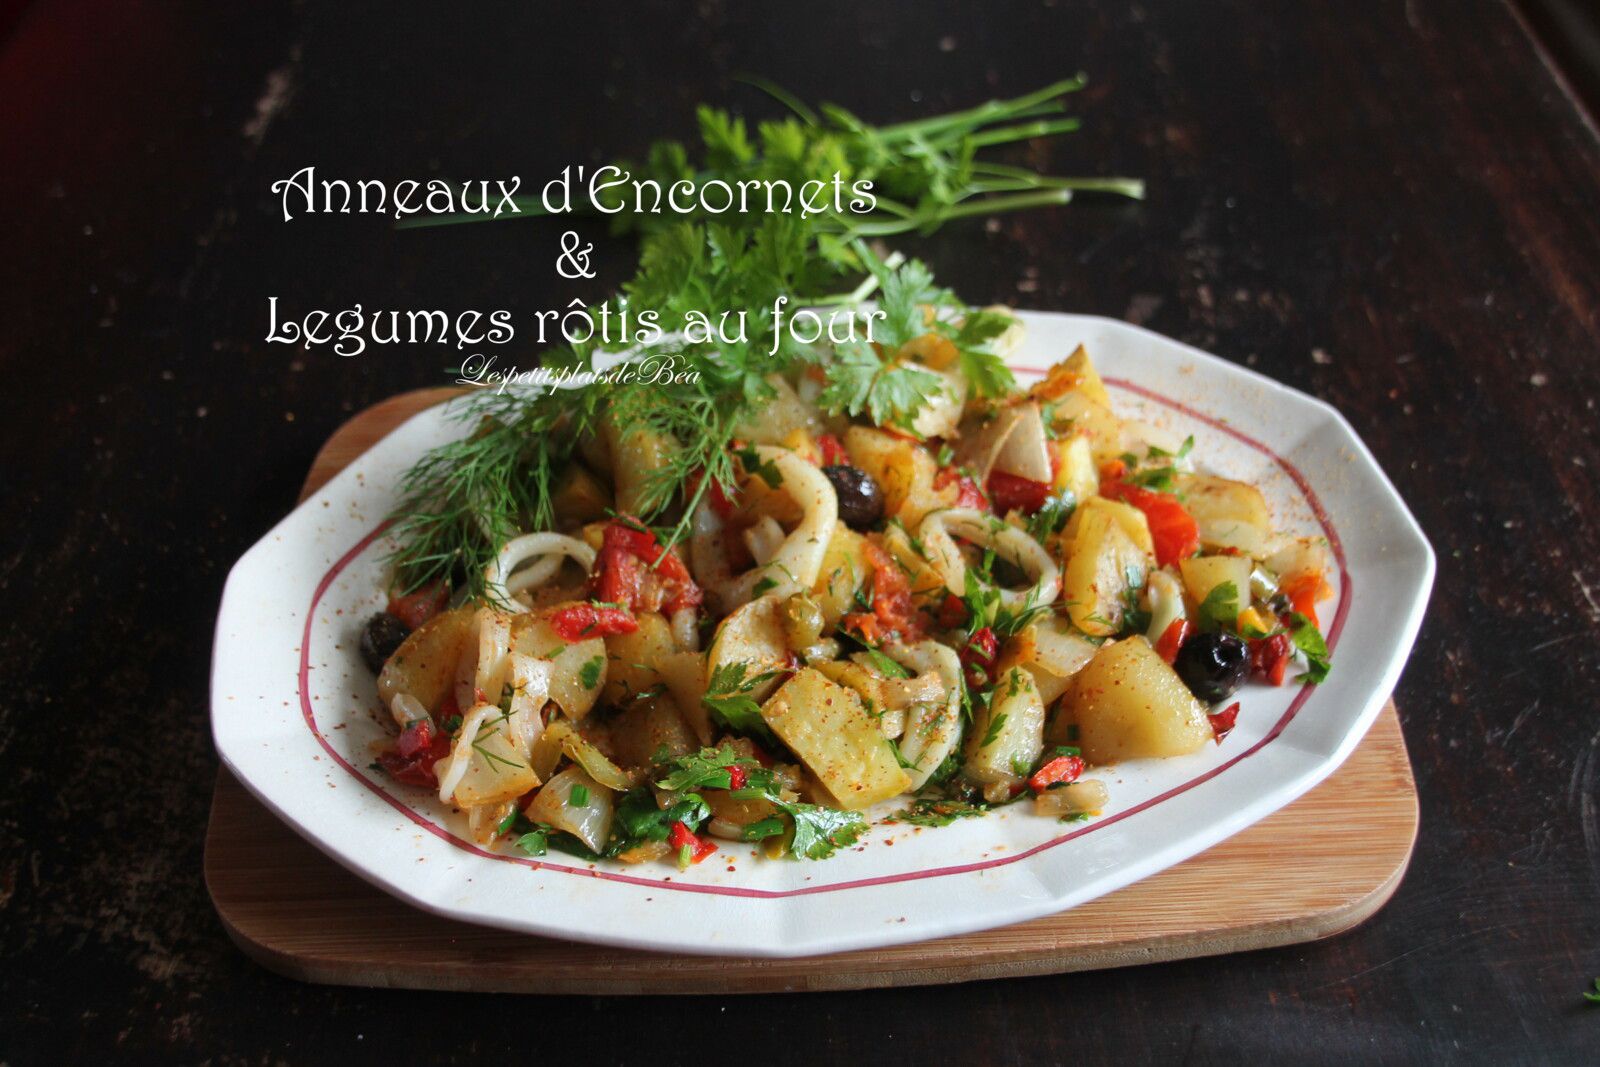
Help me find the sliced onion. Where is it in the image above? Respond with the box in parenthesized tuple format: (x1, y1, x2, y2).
(919, 508, 1060, 610)
(525, 767, 614, 853)
(435, 701, 494, 803)
(467, 801, 514, 845)
(1143, 570, 1187, 645)
(472, 607, 513, 704)
(881, 640, 963, 791)
(669, 606, 700, 652)
(1033, 779, 1109, 817)
(542, 718, 640, 791)
(389, 691, 429, 730)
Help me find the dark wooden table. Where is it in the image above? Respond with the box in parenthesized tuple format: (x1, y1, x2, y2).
(2, 1, 1597, 1062)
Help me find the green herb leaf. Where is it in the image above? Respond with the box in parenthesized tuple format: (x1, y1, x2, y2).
(888, 798, 989, 827)
(980, 711, 1008, 749)
(1286, 611, 1332, 683)
(775, 798, 867, 860)
(1196, 580, 1240, 632)
(654, 745, 771, 792)
(860, 648, 911, 678)
(579, 655, 604, 690)
(702, 662, 782, 740)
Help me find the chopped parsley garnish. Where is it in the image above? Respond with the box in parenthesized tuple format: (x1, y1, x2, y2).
(514, 830, 548, 857)
(734, 443, 784, 489)
(653, 745, 770, 792)
(777, 798, 867, 859)
(1196, 581, 1240, 632)
(701, 662, 781, 740)
(980, 711, 1008, 749)
(888, 798, 990, 827)
(579, 655, 604, 690)
(860, 648, 910, 678)
(1026, 490, 1077, 541)
(1286, 611, 1332, 683)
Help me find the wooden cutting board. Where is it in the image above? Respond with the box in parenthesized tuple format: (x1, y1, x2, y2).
(203, 388, 1419, 995)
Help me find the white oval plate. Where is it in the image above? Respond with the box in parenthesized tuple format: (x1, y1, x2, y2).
(211, 313, 1434, 958)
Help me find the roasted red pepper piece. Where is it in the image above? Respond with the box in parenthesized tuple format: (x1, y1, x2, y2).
(1280, 573, 1332, 630)
(595, 545, 643, 609)
(668, 820, 717, 865)
(726, 765, 748, 790)
(1028, 754, 1085, 793)
(1209, 701, 1240, 741)
(817, 433, 850, 468)
(860, 540, 919, 640)
(1249, 632, 1292, 686)
(986, 470, 1052, 514)
(937, 592, 969, 629)
(935, 466, 989, 510)
(378, 717, 453, 788)
(1154, 618, 1193, 664)
(592, 518, 704, 615)
(960, 626, 999, 689)
(387, 580, 450, 630)
(1099, 480, 1201, 566)
(550, 602, 640, 641)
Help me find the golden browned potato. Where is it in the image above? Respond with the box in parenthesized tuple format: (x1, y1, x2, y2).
(1065, 496, 1155, 557)
(377, 606, 475, 716)
(1061, 508, 1150, 637)
(704, 594, 789, 702)
(1057, 636, 1210, 762)
(1050, 433, 1099, 506)
(996, 617, 1099, 706)
(602, 611, 676, 706)
(1176, 474, 1273, 558)
(602, 405, 678, 516)
(606, 692, 697, 768)
(964, 666, 1046, 787)
(1178, 555, 1253, 624)
(760, 668, 910, 810)
(843, 426, 941, 528)
(1062, 344, 1111, 407)
(548, 463, 612, 526)
(1031, 344, 1111, 408)
(810, 526, 869, 627)
(657, 650, 712, 744)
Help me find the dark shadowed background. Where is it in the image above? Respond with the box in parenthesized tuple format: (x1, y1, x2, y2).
(1, 0, 1598, 1063)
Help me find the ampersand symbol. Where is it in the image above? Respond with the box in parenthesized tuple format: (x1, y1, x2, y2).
(556, 230, 595, 279)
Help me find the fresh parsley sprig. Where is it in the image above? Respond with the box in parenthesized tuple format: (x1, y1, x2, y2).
(386, 81, 1142, 599)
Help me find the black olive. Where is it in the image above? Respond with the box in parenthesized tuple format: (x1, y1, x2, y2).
(360, 612, 412, 674)
(822, 464, 885, 530)
(1174, 631, 1249, 703)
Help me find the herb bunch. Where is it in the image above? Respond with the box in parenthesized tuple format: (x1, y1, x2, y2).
(386, 79, 1142, 599)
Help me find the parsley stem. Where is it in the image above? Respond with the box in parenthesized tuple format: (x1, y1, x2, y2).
(874, 75, 1088, 140)
(965, 116, 1084, 148)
